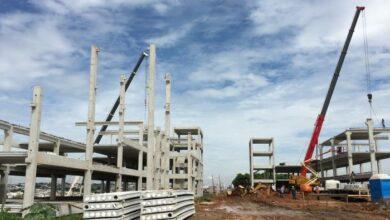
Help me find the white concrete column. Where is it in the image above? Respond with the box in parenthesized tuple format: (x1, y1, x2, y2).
(249, 140, 253, 188)
(138, 150, 143, 190)
(50, 177, 57, 201)
(330, 139, 337, 177)
(0, 127, 13, 204)
(187, 132, 193, 191)
(146, 44, 156, 190)
(375, 139, 382, 173)
(367, 118, 378, 175)
(116, 74, 126, 192)
(138, 124, 144, 146)
(22, 86, 42, 216)
(163, 74, 171, 189)
(154, 130, 162, 189)
(61, 176, 66, 197)
(50, 140, 60, 200)
(319, 144, 324, 178)
(271, 139, 276, 184)
(84, 45, 99, 196)
(346, 131, 353, 177)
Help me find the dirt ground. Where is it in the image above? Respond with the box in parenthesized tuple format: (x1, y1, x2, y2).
(190, 192, 390, 220)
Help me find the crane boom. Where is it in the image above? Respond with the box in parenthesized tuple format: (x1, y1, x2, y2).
(300, 6, 365, 177)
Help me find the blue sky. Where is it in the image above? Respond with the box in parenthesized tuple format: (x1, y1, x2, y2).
(1, 0, 390, 185)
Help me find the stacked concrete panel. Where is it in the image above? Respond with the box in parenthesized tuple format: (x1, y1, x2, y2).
(83, 191, 141, 219)
(140, 190, 195, 220)
(249, 138, 276, 187)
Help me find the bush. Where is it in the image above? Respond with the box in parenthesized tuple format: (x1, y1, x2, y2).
(232, 173, 250, 188)
(23, 203, 56, 220)
(0, 208, 21, 220)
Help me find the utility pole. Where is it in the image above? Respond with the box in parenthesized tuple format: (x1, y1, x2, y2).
(211, 175, 215, 194)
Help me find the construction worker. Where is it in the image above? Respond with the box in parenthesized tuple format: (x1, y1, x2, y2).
(291, 186, 297, 200)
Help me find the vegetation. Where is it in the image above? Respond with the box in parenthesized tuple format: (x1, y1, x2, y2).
(0, 203, 82, 220)
(195, 193, 213, 203)
(232, 173, 250, 188)
(23, 203, 56, 220)
(0, 208, 21, 220)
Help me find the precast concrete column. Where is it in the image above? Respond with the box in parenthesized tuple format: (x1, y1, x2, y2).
(61, 176, 66, 197)
(84, 45, 99, 196)
(146, 44, 156, 190)
(187, 132, 193, 191)
(249, 140, 253, 188)
(271, 139, 276, 184)
(164, 74, 171, 189)
(375, 139, 382, 173)
(367, 118, 378, 175)
(346, 131, 353, 177)
(116, 74, 126, 192)
(330, 138, 337, 177)
(105, 180, 110, 193)
(319, 144, 324, 179)
(50, 140, 60, 200)
(138, 151, 143, 190)
(22, 86, 42, 217)
(0, 127, 13, 204)
(154, 130, 161, 189)
(101, 180, 105, 193)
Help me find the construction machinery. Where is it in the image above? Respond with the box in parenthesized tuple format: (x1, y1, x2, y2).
(289, 6, 366, 192)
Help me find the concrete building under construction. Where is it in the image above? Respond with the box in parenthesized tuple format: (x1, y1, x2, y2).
(311, 118, 390, 183)
(0, 44, 204, 215)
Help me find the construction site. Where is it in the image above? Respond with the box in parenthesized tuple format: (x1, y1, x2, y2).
(0, 2, 390, 220)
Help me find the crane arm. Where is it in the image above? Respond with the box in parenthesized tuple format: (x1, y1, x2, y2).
(300, 6, 365, 177)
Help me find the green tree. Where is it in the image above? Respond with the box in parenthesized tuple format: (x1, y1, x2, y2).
(232, 173, 250, 188)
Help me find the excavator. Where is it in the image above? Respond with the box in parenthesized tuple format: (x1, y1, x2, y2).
(289, 6, 366, 193)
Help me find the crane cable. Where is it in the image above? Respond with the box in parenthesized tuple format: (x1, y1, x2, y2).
(361, 10, 374, 118)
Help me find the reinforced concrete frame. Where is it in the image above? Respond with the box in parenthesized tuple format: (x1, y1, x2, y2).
(249, 138, 276, 187)
(170, 127, 204, 197)
(0, 44, 204, 215)
(312, 118, 390, 183)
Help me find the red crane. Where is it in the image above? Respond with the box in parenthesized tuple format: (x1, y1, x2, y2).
(300, 6, 365, 177)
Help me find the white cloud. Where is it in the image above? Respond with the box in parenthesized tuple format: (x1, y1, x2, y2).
(147, 23, 194, 48)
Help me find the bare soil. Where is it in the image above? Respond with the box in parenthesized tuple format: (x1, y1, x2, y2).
(190, 192, 390, 220)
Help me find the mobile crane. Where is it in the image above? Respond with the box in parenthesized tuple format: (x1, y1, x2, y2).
(290, 6, 366, 192)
